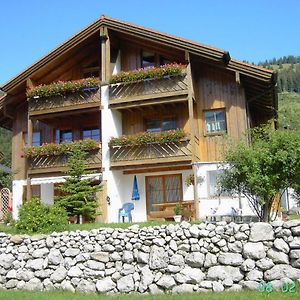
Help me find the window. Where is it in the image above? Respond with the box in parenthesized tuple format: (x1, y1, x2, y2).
(204, 109, 226, 134)
(160, 56, 171, 66)
(146, 117, 177, 133)
(207, 170, 229, 197)
(142, 51, 155, 68)
(82, 128, 100, 141)
(55, 130, 72, 144)
(146, 174, 182, 212)
(24, 132, 41, 147)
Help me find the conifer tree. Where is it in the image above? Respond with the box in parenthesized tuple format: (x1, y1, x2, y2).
(55, 144, 101, 222)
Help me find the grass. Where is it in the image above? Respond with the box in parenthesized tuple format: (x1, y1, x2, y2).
(0, 220, 180, 235)
(0, 289, 299, 300)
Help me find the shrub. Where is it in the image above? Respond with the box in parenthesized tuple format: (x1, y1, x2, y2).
(15, 198, 68, 234)
(110, 63, 186, 84)
(173, 203, 183, 215)
(109, 129, 186, 147)
(26, 77, 100, 99)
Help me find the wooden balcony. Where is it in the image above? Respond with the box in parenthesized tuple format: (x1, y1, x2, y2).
(110, 139, 192, 169)
(109, 74, 188, 109)
(27, 148, 102, 175)
(28, 88, 101, 116)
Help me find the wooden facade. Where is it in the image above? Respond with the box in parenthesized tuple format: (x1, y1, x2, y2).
(0, 16, 276, 204)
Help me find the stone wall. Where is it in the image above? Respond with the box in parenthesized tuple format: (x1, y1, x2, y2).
(0, 220, 300, 294)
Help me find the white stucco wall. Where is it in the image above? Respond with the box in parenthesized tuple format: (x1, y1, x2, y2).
(12, 179, 26, 219)
(194, 162, 256, 218)
(106, 169, 194, 223)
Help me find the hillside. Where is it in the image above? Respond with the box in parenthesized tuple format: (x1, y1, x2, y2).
(278, 92, 300, 129)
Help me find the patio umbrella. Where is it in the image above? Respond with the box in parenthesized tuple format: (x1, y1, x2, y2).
(131, 175, 140, 201)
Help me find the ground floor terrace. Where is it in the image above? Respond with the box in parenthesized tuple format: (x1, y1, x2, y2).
(11, 160, 268, 223)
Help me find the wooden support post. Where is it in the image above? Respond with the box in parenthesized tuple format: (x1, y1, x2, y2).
(185, 51, 196, 162)
(26, 117, 33, 201)
(100, 26, 111, 82)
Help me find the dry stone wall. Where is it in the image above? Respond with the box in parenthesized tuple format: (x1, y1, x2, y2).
(0, 220, 300, 294)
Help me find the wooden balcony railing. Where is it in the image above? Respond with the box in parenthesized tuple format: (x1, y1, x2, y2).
(109, 74, 188, 108)
(28, 88, 100, 116)
(28, 148, 102, 174)
(110, 139, 192, 168)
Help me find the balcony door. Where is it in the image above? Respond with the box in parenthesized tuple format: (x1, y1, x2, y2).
(146, 174, 182, 214)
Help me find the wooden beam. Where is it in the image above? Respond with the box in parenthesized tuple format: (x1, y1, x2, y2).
(185, 51, 196, 163)
(123, 165, 192, 174)
(100, 26, 111, 82)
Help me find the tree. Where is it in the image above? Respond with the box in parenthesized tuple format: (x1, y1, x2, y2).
(219, 127, 300, 222)
(55, 144, 101, 222)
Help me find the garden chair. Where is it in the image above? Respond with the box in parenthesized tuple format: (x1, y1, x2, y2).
(118, 202, 134, 223)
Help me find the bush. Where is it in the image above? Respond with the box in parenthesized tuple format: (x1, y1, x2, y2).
(15, 198, 68, 234)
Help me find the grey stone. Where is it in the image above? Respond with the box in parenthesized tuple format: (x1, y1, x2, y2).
(291, 226, 300, 235)
(139, 266, 154, 292)
(0, 253, 15, 269)
(149, 283, 164, 295)
(212, 282, 224, 292)
(50, 267, 67, 283)
(264, 264, 300, 281)
(241, 280, 259, 290)
(65, 248, 80, 257)
(43, 278, 54, 291)
(27, 258, 44, 270)
(185, 252, 205, 267)
(223, 278, 234, 287)
(32, 248, 49, 258)
(6, 279, 18, 289)
(172, 284, 194, 294)
(246, 269, 263, 281)
(218, 252, 243, 266)
(149, 246, 168, 270)
(241, 259, 255, 272)
(189, 225, 200, 237)
(85, 260, 105, 271)
(61, 280, 75, 293)
(169, 240, 178, 252)
(120, 263, 135, 275)
(249, 223, 274, 242)
(207, 266, 243, 282)
(68, 266, 83, 277)
(16, 270, 34, 282)
(170, 254, 185, 266)
(227, 284, 242, 291)
(204, 253, 217, 268)
(117, 275, 135, 293)
(96, 277, 116, 293)
(274, 238, 289, 253)
(157, 274, 176, 289)
(24, 278, 43, 291)
(77, 280, 96, 293)
(243, 242, 266, 260)
(267, 249, 289, 264)
(256, 257, 275, 270)
(289, 237, 300, 249)
(283, 220, 300, 228)
(122, 251, 134, 263)
(290, 249, 300, 259)
(137, 252, 149, 264)
(35, 269, 53, 279)
(48, 249, 63, 265)
(90, 252, 110, 263)
(179, 266, 205, 284)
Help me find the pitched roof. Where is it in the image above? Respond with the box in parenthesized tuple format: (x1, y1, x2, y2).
(1, 15, 274, 92)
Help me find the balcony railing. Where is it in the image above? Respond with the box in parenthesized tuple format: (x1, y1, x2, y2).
(28, 88, 100, 115)
(28, 148, 102, 174)
(110, 139, 192, 168)
(109, 74, 188, 107)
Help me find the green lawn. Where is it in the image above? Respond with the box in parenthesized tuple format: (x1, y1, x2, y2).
(0, 289, 299, 300)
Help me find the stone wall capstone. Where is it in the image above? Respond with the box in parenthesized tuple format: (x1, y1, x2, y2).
(0, 220, 300, 294)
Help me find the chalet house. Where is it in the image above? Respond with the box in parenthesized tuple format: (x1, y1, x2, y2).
(0, 16, 276, 222)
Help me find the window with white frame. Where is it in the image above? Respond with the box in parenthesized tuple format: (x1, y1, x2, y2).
(204, 109, 226, 134)
(207, 169, 229, 197)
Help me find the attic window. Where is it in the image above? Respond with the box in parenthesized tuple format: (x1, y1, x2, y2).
(142, 51, 155, 68)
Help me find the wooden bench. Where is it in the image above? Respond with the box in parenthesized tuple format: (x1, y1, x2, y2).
(149, 201, 196, 221)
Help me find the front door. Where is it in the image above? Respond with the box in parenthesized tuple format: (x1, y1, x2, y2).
(146, 174, 182, 216)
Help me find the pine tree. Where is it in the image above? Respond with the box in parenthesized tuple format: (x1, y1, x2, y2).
(55, 144, 101, 222)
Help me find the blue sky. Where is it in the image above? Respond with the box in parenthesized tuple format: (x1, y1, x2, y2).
(0, 0, 299, 85)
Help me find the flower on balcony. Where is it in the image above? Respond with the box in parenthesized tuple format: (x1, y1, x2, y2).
(108, 129, 186, 147)
(24, 139, 99, 158)
(110, 63, 186, 84)
(26, 77, 101, 99)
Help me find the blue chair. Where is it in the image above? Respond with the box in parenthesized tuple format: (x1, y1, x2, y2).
(118, 202, 134, 223)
